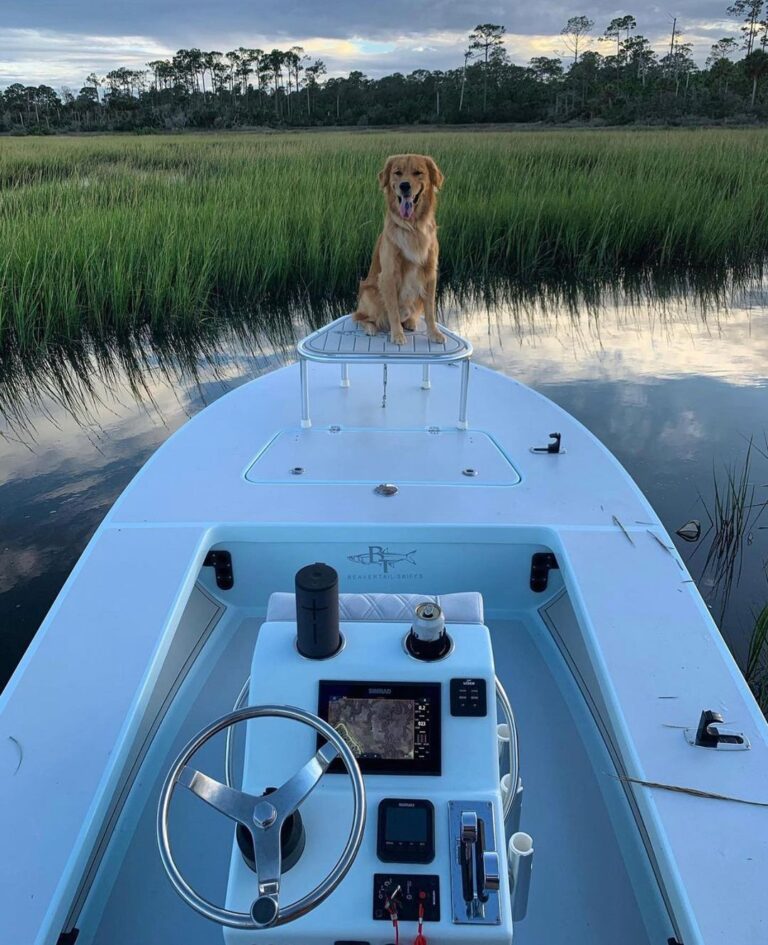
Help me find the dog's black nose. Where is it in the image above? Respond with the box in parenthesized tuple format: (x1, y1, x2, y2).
(399, 181, 411, 193)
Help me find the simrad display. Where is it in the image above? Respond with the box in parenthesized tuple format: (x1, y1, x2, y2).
(377, 798, 435, 863)
(317, 680, 441, 775)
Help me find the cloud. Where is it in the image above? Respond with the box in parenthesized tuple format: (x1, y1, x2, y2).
(451, 293, 768, 389)
(0, 28, 171, 88)
(0, 1, 748, 89)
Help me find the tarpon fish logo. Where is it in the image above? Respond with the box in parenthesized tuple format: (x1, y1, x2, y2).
(347, 546, 417, 574)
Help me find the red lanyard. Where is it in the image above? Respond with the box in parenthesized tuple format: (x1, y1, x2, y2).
(413, 902, 427, 945)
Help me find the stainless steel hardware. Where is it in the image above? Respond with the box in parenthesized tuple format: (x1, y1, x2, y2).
(296, 314, 474, 430)
(449, 801, 501, 925)
(157, 704, 366, 930)
(684, 709, 751, 751)
(461, 810, 478, 844)
(483, 851, 500, 892)
(684, 723, 751, 750)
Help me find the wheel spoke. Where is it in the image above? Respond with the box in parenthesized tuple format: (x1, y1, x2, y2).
(269, 741, 339, 820)
(177, 766, 258, 826)
(158, 704, 364, 930)
(250, 819, 283, 928)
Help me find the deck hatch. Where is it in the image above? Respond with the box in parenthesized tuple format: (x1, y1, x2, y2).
(245, 429, 520, 486)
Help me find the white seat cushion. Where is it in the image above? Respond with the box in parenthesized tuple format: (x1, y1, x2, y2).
(266, 591, 484, 624)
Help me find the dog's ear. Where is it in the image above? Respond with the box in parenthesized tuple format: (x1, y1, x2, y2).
(378, 156, 396, 190)
(425, 157, 444, 191)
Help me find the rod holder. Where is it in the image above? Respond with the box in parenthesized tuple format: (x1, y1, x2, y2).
(508, 832, 533, 922)
(500, 774, 523, 837)
(497, 723, 510, 767)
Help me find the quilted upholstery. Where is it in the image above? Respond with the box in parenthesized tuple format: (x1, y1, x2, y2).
(266, 591, 484, 624)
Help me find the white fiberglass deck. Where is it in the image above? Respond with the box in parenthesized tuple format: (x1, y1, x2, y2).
(245, 428, 521, 485)
(2, 334, 768, 945)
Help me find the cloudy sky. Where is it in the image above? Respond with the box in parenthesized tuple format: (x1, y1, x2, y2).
(1, 2, 738, 90)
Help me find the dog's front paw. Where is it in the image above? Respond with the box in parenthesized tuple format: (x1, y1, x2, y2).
(362, 322, 378, 336)
(390, 329, 406, 346)
(428, 329, 446, 345)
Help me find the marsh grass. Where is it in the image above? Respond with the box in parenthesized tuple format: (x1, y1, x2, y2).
(694, 440, 768, 620)
(2, 129, 768, 349)
(747, 605, 768, 714)
(689, 441, 768, 714)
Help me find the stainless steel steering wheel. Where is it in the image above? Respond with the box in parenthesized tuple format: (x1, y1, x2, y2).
(157, 704, 366, 929)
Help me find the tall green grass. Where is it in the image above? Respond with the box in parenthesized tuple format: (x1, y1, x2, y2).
(695, 440, 768, 621)
(1, 129, 768, 350)
(747, 605, 768, 714)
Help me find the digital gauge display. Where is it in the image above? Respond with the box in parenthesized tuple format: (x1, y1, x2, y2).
(377, 798, 435, 863)
(317, 680, 441, 775)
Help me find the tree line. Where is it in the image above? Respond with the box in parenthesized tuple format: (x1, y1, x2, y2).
(3, 5, 768, 133)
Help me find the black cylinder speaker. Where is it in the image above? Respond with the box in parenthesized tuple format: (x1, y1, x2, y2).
(295, 562, 341, 659)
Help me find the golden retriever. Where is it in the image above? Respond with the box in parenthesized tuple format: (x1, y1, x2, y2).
(353, 153, 445, 346)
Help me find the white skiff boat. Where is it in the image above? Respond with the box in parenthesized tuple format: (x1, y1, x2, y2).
(2, 315, 767, 945)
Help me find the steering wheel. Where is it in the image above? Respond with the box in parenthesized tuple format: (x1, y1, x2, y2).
(156, 704, 366, 929)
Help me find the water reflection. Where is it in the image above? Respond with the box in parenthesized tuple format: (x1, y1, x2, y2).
(1, 279, 767, 690)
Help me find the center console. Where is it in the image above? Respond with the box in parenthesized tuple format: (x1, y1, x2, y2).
(223, 586, 513, 944)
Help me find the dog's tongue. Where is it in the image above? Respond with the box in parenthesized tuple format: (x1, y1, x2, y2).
(399, 197, 414, 219)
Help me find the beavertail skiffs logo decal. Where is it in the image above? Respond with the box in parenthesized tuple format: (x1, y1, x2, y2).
(347, 546, 417, 574)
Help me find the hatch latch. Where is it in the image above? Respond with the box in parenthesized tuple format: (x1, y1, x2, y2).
(684, 709, 750, 751)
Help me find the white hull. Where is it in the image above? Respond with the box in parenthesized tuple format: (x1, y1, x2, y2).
(2, 319, 766, 945)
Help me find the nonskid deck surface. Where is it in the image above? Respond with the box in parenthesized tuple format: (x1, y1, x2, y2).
(84, 608, 660, 945)
(299, 314, 471, 359)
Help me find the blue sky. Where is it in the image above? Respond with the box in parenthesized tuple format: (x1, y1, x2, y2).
(0, 2, 741, 90)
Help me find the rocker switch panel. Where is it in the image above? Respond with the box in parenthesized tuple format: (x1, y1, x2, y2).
(450, 677, 487, 716)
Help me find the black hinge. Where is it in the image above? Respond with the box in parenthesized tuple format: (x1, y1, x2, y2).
(530, 552, 559, 592)
(57, 931, 79, 945)
(204, 550, 234, 590)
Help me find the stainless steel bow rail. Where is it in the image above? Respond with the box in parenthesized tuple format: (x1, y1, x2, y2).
(296, 315, 474, 429)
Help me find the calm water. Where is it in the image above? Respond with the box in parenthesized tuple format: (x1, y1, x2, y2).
(2, 284, 768, 691)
